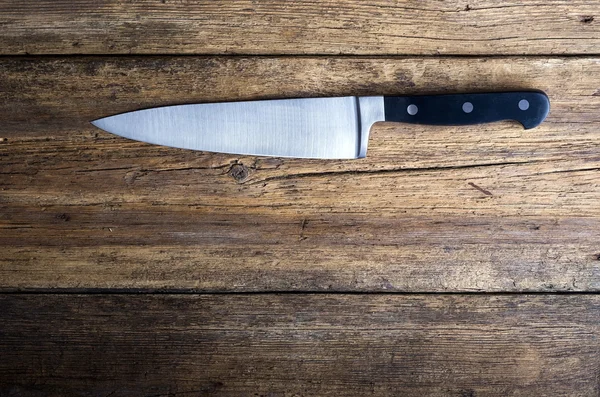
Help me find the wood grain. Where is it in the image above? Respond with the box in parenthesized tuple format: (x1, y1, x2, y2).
(2, 56, 600, 292)
(1, 294, 599, 397)
(1, 0, 599, 55)
(2, 1, 599, 394)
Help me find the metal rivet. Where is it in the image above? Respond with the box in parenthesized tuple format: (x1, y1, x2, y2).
(462, 102, 474, 113)
(407, 104, 418, 116)
(519, 99, 530, 111)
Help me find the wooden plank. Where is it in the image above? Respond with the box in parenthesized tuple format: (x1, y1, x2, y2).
(0, 294, 598, 396)
(1, 56, 600, 292)
(0, 1, 599, 55)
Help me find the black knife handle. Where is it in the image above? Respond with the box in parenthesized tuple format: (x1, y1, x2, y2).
(384, 91, 549, 129)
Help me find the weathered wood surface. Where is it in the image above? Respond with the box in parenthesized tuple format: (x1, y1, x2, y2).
(1, 56, 599, 292)
(1, 294, 599, 397)
(2, 0, 600, 395)
(1, 1, 599, 56)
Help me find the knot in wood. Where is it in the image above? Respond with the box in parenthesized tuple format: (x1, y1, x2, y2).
(55, 213, 70, 222)
(230, 164, 249, 183)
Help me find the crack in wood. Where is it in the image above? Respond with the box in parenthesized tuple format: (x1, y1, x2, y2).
(468, 182, 493, 196)
(249, 160, 539, 185)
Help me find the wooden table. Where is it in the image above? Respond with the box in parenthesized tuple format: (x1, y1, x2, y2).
(1, 1, 600, 395)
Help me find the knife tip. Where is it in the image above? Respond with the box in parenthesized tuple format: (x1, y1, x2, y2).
(90, 118, 107, 131)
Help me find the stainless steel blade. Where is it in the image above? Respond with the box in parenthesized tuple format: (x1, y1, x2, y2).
(92, 96, 385, 159)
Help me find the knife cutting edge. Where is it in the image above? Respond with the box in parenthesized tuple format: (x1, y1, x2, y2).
(91, 91, 549, 159)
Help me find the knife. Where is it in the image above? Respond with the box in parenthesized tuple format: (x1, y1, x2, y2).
(92, 91, 549, 159)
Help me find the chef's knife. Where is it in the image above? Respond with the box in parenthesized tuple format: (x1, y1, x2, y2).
(92, 91, 549, 159)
